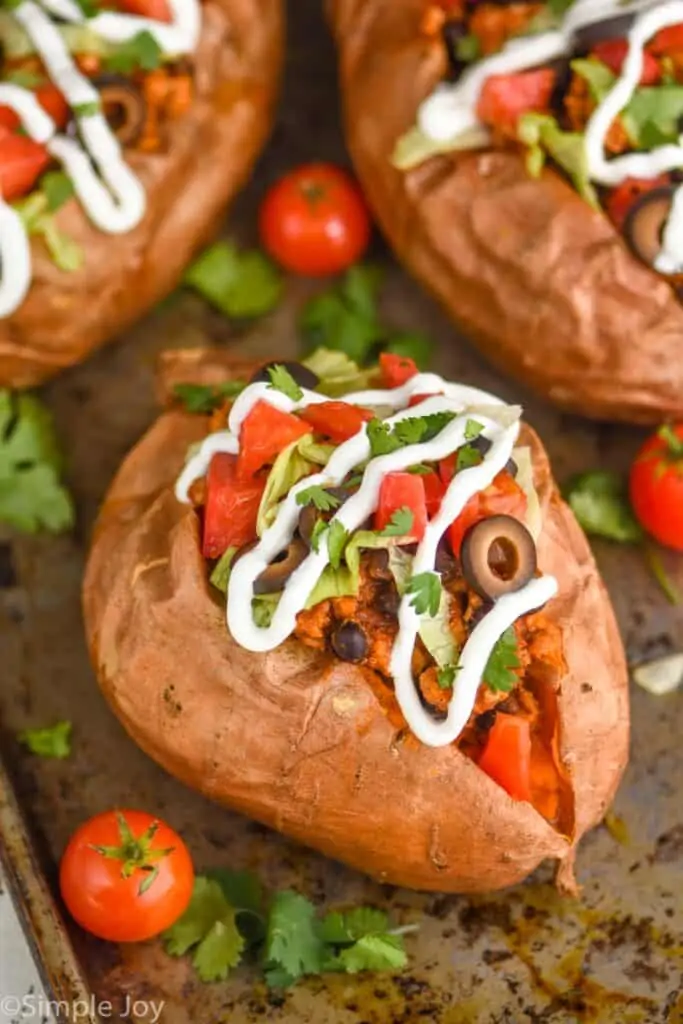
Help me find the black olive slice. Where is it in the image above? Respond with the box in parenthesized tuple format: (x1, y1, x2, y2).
(92, 74, 146, 147)
(253, 538, 308, 594)
(460, 514, 537, 600)
(572, 12, 637, 52)
(331, 620, 368, 663)
(249, 360, 320, 390)
(623, 186, 676, 271)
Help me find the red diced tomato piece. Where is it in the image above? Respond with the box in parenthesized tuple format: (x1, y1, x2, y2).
(422, 471, 445, 518)
(604, 175, 671, 231)
(448, 470, 527, 555)
(203, 453, 265, 558)
(374, 471, 427, 541)
(380, 352, 419, 388)
(438, 453, 457, 487)
(0, 134, 51, 201)
(592, 39, 660, 85)
(648, 23, 683, 56)
(299, 401, 373, 443)
(478, 715, 532, 802)
(408, 392, 438, 408)
(236, 400, 311, 482)
(476, 68, 556, 135)
(117, 0, 171, 20)
(0, 84, 69, 134)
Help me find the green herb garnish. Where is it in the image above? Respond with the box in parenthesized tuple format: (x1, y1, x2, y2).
(483, 627, 520, 693)
(173, 380, 246, 414)
(18, 721, 72, 759)
(379, 507, 414, 538)
(295, 485, 341, 513)
(406, 572, 442, 617)
(267, 365, 304, 402)
(184, 241, 282, 319)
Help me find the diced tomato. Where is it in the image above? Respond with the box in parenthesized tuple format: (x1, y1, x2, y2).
(203, 453, 265, 559)
(236, 400, 311, 482)
(298, 401, 373, 443)
(0, 84, 69, 134)
(478, 715, 532, 803)
(476, 68, 556, 135)
(648, 23, 683, 56)
(117, 0, 171, 20)
(422, 471, 445, 519)
(408, 392, 438, 408)
(0, 134, 51, 201)
(592, 39, 660, 85)
(380, 352, 419, 388)
(374, 472, 427, 541)
(438, 453, 457, 488)
(604, 175, 671, 231)
(447, 470, 527, 556)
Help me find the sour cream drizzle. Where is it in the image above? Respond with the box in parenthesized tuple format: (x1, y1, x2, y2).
(0, 0, 199, 317)
(175, 374, 559, 749)
(418, 0, 683, 273)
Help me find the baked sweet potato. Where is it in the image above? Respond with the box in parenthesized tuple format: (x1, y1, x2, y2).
(329, 0, 683, 424)
(0, 1, 283, 388)
(83, 349, 629, 894)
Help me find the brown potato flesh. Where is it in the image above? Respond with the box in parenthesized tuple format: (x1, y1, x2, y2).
(83, 350, 629, 894)
(329, 0, 683, 424)
(0, 0, 283, 388)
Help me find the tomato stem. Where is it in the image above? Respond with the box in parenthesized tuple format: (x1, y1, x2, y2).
(89, 812, 174, 894)
(657, 423, 683, 460)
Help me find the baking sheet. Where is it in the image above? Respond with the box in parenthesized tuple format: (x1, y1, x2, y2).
(1, 0, 683, 1021)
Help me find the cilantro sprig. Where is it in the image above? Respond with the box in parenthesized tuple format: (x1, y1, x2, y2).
(379, 507, 414, 538)
(164, 871, 414, 987)
(367, 412, 456, 459)
(267, 364, 303, 402)
(184, 241, 282, 319)
(406, 572, 442, 617)
(173, 380, 246, 414)
(483, 627, 520, 693)
(18, 721, 72, 759)
(295, 485, 341, 513)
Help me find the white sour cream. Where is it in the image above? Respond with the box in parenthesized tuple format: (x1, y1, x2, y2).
(417, 0, 683, 273)
(175, 374, 559, 749)
(0, 0, 200, 316)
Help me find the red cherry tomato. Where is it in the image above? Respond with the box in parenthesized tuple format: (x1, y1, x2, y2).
(380, 352, 419, 388)
(0, 134, 51, 201)
(59, 810, 194, 943)
(446, 470, 527, 555)
(374, 471, 428, 541)
(592, 39, 661, 85)
(478, 715, 532, 802)
(259, 163, 371, 276)
(299, 401, 373, 443)
(648, 23, 683, 56)
(476, 68, 556, 135)
(604, 175, 671, 230)
(237, 400, 311, 482)
(117, 0, 171, 19)
(203, 452, 266, 558)
(0, 84, 69, 134)
(629, 424, 683, 551)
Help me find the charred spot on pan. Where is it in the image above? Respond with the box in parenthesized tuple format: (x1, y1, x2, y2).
(459, 901, 513, 940)
(0, 544, 17, 589)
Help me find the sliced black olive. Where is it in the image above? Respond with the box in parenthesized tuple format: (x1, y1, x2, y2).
(505, 457, 518, 478)
(442, 20, 470, 82)
(297, 503, 319, 547)
(253, 539, 308, 594)
(573, 12, 637, 52)
(92, 74, 146, 147)
(331, 621, 368, 663)
(470, 435, 492, 457)
(460, 514, 537, 600)
(249, 360, 319, 390)
(623, 186, 676, 271)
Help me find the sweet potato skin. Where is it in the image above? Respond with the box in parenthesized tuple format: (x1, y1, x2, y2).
(83, 351, 629, 893)
(329, 0, 683, 425)
(0, 0, 283, 388)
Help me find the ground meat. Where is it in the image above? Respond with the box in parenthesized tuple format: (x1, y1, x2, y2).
(564, 73, 630, 154)
(469, 3, 543, 56)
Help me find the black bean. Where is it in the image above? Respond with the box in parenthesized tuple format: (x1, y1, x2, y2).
(331, 621, 368, 663)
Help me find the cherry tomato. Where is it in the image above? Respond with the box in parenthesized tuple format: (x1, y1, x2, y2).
(592, 39, 661, 85)
(203, 452, 266, 558)
(478, 715, 532, 802)
(374, 471, 427, 541)
(605, 175, 671, 231)
(476, 68, 556, 135)
(0, 134, 51, 201)
(380, 352, 419, 388)
(0, 84, 69, 134)
(237, 400, 311, 482)
(299, 401, 373, 443)
(629, 424, 683, 551)
(59, 810, 194, 943)
(446, 470, 527, 555)
(259, 163, 371, 276)
(117, 0, 171, 19)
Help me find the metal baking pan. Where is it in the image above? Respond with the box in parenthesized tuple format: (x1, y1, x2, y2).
(1, 1, 682, 1021)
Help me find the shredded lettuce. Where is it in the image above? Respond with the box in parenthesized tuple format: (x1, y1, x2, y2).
(14, 192, 83, 272)
(0, 13, 111, 59)
(391, 124, 491, 171)
(297, 436, 335, 466)
(302, 349, 376, 397)
(257, 441, 317, 536)
(513, 446, 542, 541)
(517, 113, 599, 209)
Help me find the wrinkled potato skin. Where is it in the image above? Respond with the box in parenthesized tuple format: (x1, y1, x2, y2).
(0, 0, 283, 388)
(328, 0, 683, 424)
(83, 350, 629, 894)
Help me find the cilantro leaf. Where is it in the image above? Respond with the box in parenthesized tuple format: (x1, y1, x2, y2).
(41, 171, 75, 213)
(564, 470, 643, 544)
(456, 445, 483, 472)
(327, 520, 348, 569)
(367, 418, 401, 457)
(18, 721, 71, 759)
(309, 519, 328, 554)
(321, 908, 389, 944)
(300, 265, 384, 364)
(437, 665, 458, 690)
(379, 507, 414, 538)
(335, 934, 408, 974)
(264, 891, 324, 982)
(106, 30, 162, 73)
(173, 380, 245, 414)
(184, 241, 282, 319)
(267, 364, 303, 402)
(483, 627, 520, 693)
(163, 877, 229, 956)
(464, 419, 484, 440)
(0, 391, 74, 534)
(393, 412, 455, 447)
(295, 485, 341, 512)
(406, 572, 442, 617)
(193, 912, 245, 982)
